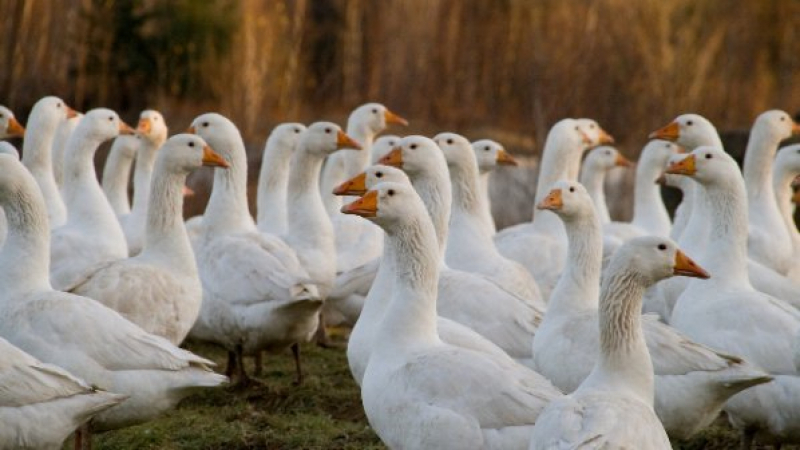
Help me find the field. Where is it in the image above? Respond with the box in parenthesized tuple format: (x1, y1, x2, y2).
(85, 336, 781, 450)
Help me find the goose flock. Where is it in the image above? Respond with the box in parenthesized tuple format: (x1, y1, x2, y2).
(0, 95, 799, 450)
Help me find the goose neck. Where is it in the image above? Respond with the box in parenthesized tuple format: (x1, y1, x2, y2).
(62, 129, 109, 209)
(676, 183, 708, 254)
(102, 142, 135, 216)
(533, 132, 583, 221)
(547, 211, 602, 317)
(204, 139, 252, 233)
(378, 214, 441, 350)
(0, 184, 52, 294)
(286, 148, 333, 249)
(130, 139, 160, 218)
(743, 125, 780, 200)
(449, 161, 495, 238)
(256, 141, 292, 234)
(21, 114, 58, 171)
(579, 164, 611, 224)
(632, 160, 671, 235)
(477, 171, 496, 232)
(342, 124, 375, 177)
(771, 163, 798, 241)
(700, 176, 751, 284)
(358, 236, 394, 330)
(409, 171, 452, 260)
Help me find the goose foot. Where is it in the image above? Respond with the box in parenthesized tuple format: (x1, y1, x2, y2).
(74, 423, 92, 450)
(253, 352, 263, 377)
(228, 345, 261, 388)
(291, 343, 303, 386)
(740, 428, 755, 450)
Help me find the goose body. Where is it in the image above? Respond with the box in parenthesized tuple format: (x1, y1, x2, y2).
(531, 237, 709, 450)
(256, 123, 306, 236)
(0, 154, 227, 434)
(50, 109, 134, 290)
(0, 336, 126, 450)
(66, 135, 228, 345)
(186, 113, 322, 383)
(102, 135, 139, 216)
(347, 181, 561, 450)
(532, 181, 771, 439)
(668, 147, 800, 447)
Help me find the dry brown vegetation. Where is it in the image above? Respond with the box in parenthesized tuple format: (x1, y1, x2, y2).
(1, 0, 799, 155)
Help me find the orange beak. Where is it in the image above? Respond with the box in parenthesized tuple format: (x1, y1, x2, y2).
(598, 128, 615, 145)
(119, 121, 136, 135)
(65, 106, 79, 119)
(792, 121, 800, 136)
(202, 145, 230, 168)
(337, 130, 362, 150)
(615, 153, 634, 168)
(187, 125, 197, 134)
(496, 149, 518, 166)
(6, 117, 25, 137)
(333, 172, 367, 196)
(341, 189, 378, 217)
(137, 117, 152, 135)
(384, 109, 409, 126)
(673, 249, 710, 279)
(378, 147, 404, 168)
(537, 188, 563, 210)
(665, 154, 697, 176)
(182, 185, 195, 197)
(649, 121, 680, 141)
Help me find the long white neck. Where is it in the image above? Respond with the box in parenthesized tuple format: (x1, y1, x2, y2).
(448, 158, 496, 240)
(342, 122, 376, 178)
(0, 176, 52, 295)
(676, 183, 709, 256)
(546, 207, 602, 318)
(477, 170, 496, 232)
(203, 136, 254, 234)
(285, 148, 334, 256)
(699, 173, 751, 287)
(137, 163, 196, 275)
(102, 138, 136, 216)
(580, 164, 611, 224)
(22, 113, 65, 227)
(581, 264, 654, 405)
(532, 130, 582, 234)
(669, 179, 693, 241)
(377, 212, 441, 352)
(772, 162, 800, 244)
(632, 160, 671, 237)
(356, 234, 394, 340)
(409, 169, 452, 261)
(743, 124, 781, 202)
(256, 139, 292, 235)
(129, 138, 161, 220)
(51, 118, 79, 190)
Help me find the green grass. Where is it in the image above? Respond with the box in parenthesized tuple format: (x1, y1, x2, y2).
(86, 338, 788, 449)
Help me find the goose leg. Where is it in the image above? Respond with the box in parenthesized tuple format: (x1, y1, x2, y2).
(74, 423, 91, 450)
(225, 350, 236, 378)
(314, 311, 332, 347)
(740, 428, 754, 450)
(291, 343, 303, 385)
(234, 343, 251, 386)
(253, 352, 263, 377)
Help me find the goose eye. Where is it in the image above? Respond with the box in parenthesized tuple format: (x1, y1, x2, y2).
(574, 126, 579, 131)
(686, 120, 694, 126)
(108, 116, 114, 122)
(202, 122, 209, 128)
(569, 186, 575, 192)
(0, 114, 4, 119)
(188, 142, 195, 148)
(376, 172, 383, 178)
(410, 144, 417, 150)
(484, 146, 490, 151)
(705, 153, 713, 159)
(387, 189, 395, 196)
(388, 141, 395, 146)
(446, 139, 453, 145)
(294, 128, 301, 134)
(590, 124, 596, 129)
(325, 128, 332, 134)
(372, 108, 378, 114)
(780, 116, 786, 121)
(658, 243, 667, 251)
(56, 103, 62, 108)
(605, 150, 611, 155)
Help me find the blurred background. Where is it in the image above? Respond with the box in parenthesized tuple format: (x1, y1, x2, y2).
(1, 0, 799, 223)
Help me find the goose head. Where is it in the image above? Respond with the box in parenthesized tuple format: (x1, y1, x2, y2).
(433, 132, 480, 172)
(378, 135, 446, 178)
(613, 236, 710, 284)
(656, 152, 692, 188)
(333, 164, 410, 197)
(471, 139, 517, 174)
(583, 146, 634, 173)
(776, 144, 800, 176)
(300, 121, 361, 157)
(752, 110, 800, 142)
(341, 181, 422, 231)
(649, 114, 719, 150)
(0, 106, 25, 138)
(551, 118, 593, 148)
(188, 113, 241, 163)
(28, 96, 78, 130)
(136, 110, 168, 145)
(577, 119, 615, 147)
(80, 109, 135, 142)
(642, 140, 683, 171)
(350, 103, 409, 135)
(0, 142, 19, 159)
(371, 135, 401, 164)
(269, 122, 306, 152)
(537, 180, 594, 221)
(665, 146, 738, 188)
(158, 134, 229, 176)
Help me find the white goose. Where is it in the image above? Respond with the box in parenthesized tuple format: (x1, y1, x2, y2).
(774, 144, 800, 281)
(494, 119, 611, 301)
(339, 165, 539, 384)
(0, 336, 126, 449)
(0, 105, 25, 139)
(0, 143, 18, 249)
(51, 113, 82, 192)
(370, 134, 400, 164)
(50, 109, 135, 290)
(668, 147, 800, 448)
(532, 181, 771, 440)
(102, 134, 139, 216)
(21, 96, 77, 229)
(65, 135, 229, 345)
(530, 237, 709, 450)
(187, 113, 322, 385)
(435, 132, 544, 308)
(345, 182, 561, 450)
(119, 110, 168, 256)
(471, 138, 518, 233)
(0, 154, 227, 442)
(256, 123, 306, 236)
(373, 136, 543, 363)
